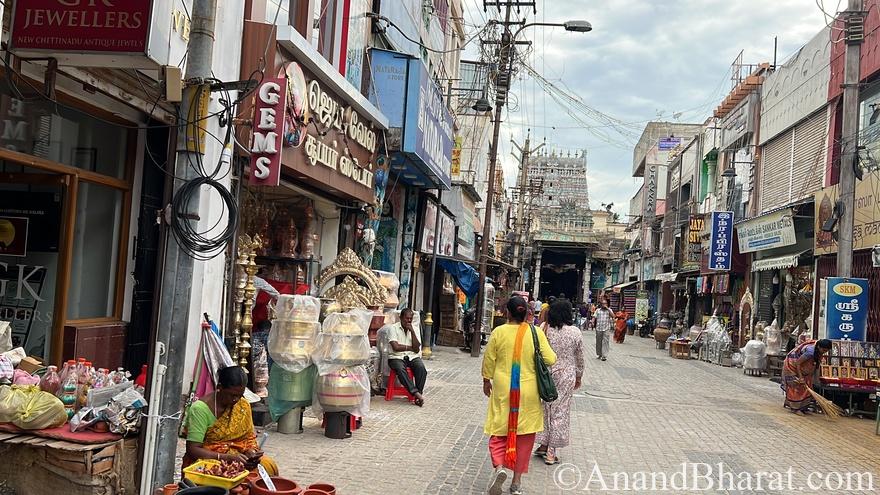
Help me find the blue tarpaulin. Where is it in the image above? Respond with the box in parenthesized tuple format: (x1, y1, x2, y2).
(437, 258, 480, 297)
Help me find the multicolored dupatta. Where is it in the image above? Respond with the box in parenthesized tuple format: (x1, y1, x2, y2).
(505, 322, 529, 464)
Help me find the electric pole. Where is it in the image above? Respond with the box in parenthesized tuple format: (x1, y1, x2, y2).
(473, 0, 516, 357)
(150, 0, 219, 488)
(512, 132, 544, 290)
(837, 0, 865, 278)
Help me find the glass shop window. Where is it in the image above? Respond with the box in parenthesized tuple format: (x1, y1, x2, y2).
(66, 182, 124, 319)
(0, 92, 128, 179)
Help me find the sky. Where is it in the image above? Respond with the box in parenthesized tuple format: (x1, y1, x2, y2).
(460, 0, 835, 219)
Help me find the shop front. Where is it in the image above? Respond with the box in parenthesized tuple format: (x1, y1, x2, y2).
(738, 204, 815, 338)
(814, 171, 880, 342)
(366, 48, 454, 315)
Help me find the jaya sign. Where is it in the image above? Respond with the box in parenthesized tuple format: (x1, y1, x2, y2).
(709, 211, 733, 271)
(11, 0, 150, 53)
(735, 208, 796, 253)
(249, 78, 287, 186)
(825, 277, 869, 341)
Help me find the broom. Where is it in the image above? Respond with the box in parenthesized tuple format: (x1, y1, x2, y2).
(807, 388, 844, 419)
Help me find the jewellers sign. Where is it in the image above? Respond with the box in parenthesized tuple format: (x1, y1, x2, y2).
(249, 78, 287, 187)
(11, 0, 150, 53)
(735, 208, 796, 253)
(9, 0, 192, 69)
(406, 59, 453, 188)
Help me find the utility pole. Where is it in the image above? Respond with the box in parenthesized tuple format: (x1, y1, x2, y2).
(512, 132, 545, 292)
(150, 0, 219, 488)
(473, 0, 516, 357)
(838, 0, 865, 278)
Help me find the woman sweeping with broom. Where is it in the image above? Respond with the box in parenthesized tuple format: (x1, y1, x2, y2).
(781, 339, 833, 415)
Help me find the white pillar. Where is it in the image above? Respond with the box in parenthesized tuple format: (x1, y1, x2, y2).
(582, 256, 592, 304)
(533, 248, 543, 298)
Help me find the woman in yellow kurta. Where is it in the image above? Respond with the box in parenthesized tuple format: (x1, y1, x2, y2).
(482, 296, 557, 495)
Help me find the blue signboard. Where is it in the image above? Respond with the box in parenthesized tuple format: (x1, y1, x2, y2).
(826, 277, 869, 341)
(708, 211, 733, 270)
(658, 137, 681, 150)
(369, 49, 453, 189)
(404, 58, 453, 188)
(366, 48, 409, 127)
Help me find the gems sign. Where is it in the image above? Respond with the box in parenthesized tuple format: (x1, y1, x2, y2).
(825, 277, 869, 341)
(249, 78, 287, 186)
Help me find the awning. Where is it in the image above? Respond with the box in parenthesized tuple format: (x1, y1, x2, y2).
(656, 272, 678, 283)
(437, 258, 480, 297)
(610, 281, 639, 293)
(751, 250, 810, 272)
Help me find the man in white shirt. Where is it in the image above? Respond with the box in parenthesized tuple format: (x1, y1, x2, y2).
(388, 308, 427, 406)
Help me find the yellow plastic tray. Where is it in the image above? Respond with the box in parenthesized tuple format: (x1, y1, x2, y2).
(182, 460, 249, 489)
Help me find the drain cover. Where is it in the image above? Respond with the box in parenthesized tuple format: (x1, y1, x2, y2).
(576, 388, 631, 400)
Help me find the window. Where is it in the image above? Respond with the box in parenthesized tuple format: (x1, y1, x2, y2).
(66, 182, 124, 319)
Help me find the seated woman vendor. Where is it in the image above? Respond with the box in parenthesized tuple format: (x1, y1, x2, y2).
(183, 366, 278, 475)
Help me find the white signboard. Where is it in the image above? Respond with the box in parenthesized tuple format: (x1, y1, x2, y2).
(735, 208, 796, 254)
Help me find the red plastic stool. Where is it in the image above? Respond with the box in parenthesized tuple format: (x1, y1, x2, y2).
(385, 369, 416, 402)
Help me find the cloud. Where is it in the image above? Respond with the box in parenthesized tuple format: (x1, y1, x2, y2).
(464, 0, 830, 217)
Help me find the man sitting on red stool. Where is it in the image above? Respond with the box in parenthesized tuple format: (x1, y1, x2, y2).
(388, 308, 427, 407)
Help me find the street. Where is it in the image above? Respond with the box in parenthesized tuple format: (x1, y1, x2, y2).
(263, 334, 880, 494)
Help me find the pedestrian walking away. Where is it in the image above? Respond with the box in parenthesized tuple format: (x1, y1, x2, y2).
(535, 299, 584, 465)
(613, 308, 629, 344)
(591, 297, 614, 361)
(482, 296, 557, 495)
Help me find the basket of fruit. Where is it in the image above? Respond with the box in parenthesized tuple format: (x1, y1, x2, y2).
(183, 459, 249, 489)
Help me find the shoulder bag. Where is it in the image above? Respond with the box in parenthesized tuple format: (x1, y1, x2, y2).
(529, 324, 558, 402)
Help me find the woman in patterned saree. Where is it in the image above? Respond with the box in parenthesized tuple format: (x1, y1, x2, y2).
(781, 339, 832, 415)
(183, 366, 279, 475)
(535, 299, 584, 465)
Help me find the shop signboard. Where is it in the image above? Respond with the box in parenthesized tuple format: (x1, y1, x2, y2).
(281, 60, 379, 203)
(815, 170, 880, 255)
(735, 208, 796, 253)
(8, 0, 190, 69)
(682, 215, 704, 270)
(420, 201, 454, 256)
(720, 92, 757, 150)
(825, 277, 869, 341)
(405, 59, 453, 188)
(708, 211, 733, 270)
(439, 210, 455, 257)
(249, 78, 287, 186)
(635, 298, 649, 321)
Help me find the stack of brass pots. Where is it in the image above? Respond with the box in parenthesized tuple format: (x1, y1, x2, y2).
(268, 295, 321, 372)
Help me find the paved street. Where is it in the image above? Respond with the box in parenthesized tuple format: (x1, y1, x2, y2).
(262, 333, 880, 494)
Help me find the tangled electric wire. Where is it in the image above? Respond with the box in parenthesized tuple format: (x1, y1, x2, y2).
(169, 80, 245, 261)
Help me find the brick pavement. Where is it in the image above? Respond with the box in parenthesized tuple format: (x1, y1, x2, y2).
(258, 333, 880, 494)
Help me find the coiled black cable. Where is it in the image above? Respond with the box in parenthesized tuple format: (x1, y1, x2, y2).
(170, 175, 240, 261)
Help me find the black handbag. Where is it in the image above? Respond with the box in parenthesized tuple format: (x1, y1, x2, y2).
(530, 324, 558, 402)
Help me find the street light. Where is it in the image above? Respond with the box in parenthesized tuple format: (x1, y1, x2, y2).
(471, 18, 593, 357)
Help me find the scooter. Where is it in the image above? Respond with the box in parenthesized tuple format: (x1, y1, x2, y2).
(637, 312, 655, 338)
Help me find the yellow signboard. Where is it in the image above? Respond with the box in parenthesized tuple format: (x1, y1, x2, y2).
(450, 135, 463, 176)
(814, 170, 880, 255)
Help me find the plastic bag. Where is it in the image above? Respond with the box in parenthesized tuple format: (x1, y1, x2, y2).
(266, 364, 316, 420)
(0, 356, 12, 383)
(311, 365, 370, 418)
(268, 320, 320, 374)
(0, 321, 11, 354)
(13, 369, 40, 386)
(742, 339, 768, 370)
(111, 387, 148, 409)
(313, 309, 372, 376)
(0, 385, 67, 429)
(0, 385, 30, 422)
(274, 295, 321, 321)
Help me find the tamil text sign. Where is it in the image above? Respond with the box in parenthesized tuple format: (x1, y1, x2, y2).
(825, 277, 869, 341)
(709, 211, 733, 270)
(735, 208, 796, 253)
(815, 170, 880, 255)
